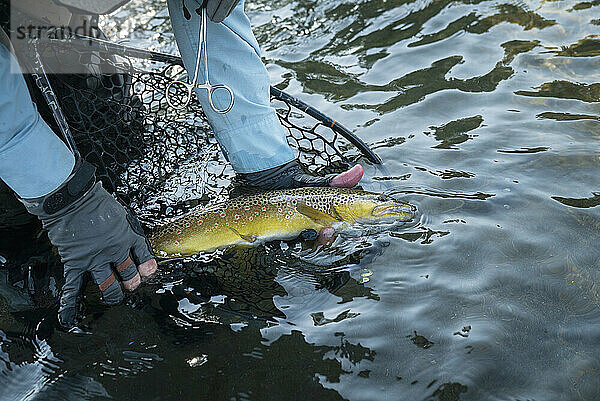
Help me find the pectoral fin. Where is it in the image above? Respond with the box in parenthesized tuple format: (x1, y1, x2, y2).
(297, 203, 341, 226)
(228, 227, 257, 243)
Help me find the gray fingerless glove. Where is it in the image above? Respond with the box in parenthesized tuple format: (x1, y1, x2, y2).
(19, 160, 154, 330)
(236, 160, 335, 191)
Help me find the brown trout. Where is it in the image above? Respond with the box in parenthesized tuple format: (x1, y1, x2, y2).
(150, 187, 416, 257)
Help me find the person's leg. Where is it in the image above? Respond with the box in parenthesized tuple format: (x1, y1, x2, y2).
(167, 0, 295, 173)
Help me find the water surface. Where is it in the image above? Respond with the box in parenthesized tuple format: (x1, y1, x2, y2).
(1, 0, 600, 399)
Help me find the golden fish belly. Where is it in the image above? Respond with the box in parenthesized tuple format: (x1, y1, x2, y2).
(151, 205, 326, 257)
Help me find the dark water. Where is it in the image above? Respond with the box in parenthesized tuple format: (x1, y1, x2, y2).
(2, 0, 600, 400)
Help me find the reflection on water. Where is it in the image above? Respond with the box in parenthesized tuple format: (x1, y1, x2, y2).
(1, 0, 600, 399)
(553, 192, 600, 208)
(516, 80, 600, 101)
(426, 115, 484, 149)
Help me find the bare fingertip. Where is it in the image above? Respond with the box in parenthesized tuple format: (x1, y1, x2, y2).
(139, 259, 158, 277)
(330, 164, 363, 188)
(123, 273, 141, 291)
(318, 228, 336, 245)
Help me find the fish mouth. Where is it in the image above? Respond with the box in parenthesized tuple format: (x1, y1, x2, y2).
(372, 203, 416, 220)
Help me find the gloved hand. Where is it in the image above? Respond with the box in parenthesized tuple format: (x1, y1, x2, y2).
(19, 160, 157, 331)
(203, 0, 241, 23)
(236, 160, 364, 191)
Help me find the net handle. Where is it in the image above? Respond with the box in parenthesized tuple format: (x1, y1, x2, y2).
(269, 87, 381, 164)
(26, 42, 81, 158)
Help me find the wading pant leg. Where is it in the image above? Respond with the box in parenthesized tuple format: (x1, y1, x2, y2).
(0, 45, 75, 199)
(167, 0, 296, 173)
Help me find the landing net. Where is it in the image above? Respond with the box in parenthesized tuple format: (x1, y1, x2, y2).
(20, 35, 374, 217)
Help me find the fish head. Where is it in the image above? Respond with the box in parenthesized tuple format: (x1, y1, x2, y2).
(335, 193, 416, 223)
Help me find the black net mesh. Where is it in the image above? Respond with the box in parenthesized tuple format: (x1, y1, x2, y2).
(20, 34, 364, 219)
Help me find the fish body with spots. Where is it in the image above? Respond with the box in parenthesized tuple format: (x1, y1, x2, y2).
(150, 187, 416, 257)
